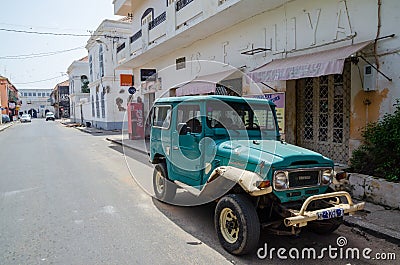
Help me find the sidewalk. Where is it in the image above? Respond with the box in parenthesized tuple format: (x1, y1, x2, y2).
(0, 121, 15, 132)
(71, 124, 400, 245)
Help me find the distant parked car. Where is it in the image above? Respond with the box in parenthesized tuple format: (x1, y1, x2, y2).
(20, 114, 32, 123)
(2, 114, 10, 123)
(45, 112, 55, 121)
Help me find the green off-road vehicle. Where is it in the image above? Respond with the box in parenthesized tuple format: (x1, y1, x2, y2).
(149, 95, 364, 255)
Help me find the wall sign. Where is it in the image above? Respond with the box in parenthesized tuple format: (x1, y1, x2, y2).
(140, 69, 157, 81)
(120, 74, 134, 86)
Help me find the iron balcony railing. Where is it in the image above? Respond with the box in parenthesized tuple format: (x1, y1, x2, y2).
(130, 29, 142, 43)
(176, 0, 195, 11)
(149, 12, 166, 30)
(116, 42, 125, 53)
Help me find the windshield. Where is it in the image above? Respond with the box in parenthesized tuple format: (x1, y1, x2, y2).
(206, 100, 277, 133)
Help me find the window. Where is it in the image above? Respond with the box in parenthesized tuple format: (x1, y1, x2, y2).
(177, 104, 202, 133)
(152, 105, 171, 129)
(176, 57, 186, 70)
(89, 55, 93, 82)
(99, 45, 104, 78)
(91, 95, 95, 117)
(101, 92, 105, 118)
(28, 93, 32, 97)
(206, 101, 276, 132)
(141, 8, 154, 26)
(96, 93, 100, 118)
(33, 92, 36, 97)
(24, 92, 28, 97)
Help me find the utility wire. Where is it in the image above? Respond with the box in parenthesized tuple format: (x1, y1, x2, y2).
(14, 75, 66, 85)
(0, 46, 85, 60)
(0, 28, 92, 37)
(0, 28, 124, 39)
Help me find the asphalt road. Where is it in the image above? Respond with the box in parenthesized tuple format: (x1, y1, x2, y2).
(0, 119, 398, 264)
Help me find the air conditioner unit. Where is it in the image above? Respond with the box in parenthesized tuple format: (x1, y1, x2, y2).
(363, 64, 377, 91)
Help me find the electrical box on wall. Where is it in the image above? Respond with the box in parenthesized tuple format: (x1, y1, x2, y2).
(363, 64, 377, 91)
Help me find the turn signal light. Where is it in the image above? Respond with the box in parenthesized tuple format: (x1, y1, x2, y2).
(256, 180, 271, 189)
(335, 171, 347, 181)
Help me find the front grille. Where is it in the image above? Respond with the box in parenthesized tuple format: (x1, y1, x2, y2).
(288, 171, 319, 188)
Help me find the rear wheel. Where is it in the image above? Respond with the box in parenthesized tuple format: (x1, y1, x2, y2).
(215, 194, 260, 255)
(153, 163, 176, 202)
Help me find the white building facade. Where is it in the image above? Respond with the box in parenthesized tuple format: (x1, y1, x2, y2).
(86, 19, 133, 130)
(18, 88, 54, 118)
(67, 56, 91, 125)
(113, 0, 400, 164)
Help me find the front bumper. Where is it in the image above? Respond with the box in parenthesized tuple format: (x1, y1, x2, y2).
(284, 191, 364, 227)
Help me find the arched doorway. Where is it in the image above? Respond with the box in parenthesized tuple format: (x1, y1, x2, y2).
(28, 108, 38, 118)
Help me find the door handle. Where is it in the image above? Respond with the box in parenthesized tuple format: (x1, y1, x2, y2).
(172, 146, 179, 150)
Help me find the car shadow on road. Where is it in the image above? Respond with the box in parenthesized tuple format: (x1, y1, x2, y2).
(152, 197, 354, 264)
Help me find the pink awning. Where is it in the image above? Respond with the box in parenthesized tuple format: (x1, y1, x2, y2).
(176, 69, 238, 96)
(250, 41, 372, 82)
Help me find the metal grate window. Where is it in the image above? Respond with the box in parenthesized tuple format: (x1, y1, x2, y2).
(297, 63, 351, 164)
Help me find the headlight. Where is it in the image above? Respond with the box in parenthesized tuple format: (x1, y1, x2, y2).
(321, 169, 333, 185)
(273, 171, 289, 190)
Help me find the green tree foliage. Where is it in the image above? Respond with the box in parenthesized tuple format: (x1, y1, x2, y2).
(81, 80, 90, 93)
(350, 100, 400, 181)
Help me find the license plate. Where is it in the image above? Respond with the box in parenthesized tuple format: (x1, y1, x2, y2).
(317, 208, 344, 220)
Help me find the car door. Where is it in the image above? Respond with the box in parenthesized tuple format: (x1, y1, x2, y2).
(170, 103, 203, 187)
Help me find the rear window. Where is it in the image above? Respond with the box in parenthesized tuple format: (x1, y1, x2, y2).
(152, 105, 171, 129)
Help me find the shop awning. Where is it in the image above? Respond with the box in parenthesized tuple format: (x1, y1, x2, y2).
(176, 69, 239, 96)
(250, 41, 372, 83)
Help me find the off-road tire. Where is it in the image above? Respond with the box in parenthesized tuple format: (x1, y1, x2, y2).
(153, 163, 176, 203)
(215, 194, 260, 255)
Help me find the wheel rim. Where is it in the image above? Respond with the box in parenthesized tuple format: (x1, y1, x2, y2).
(220, 208, 239, 244)
(155, 170, 165, 195)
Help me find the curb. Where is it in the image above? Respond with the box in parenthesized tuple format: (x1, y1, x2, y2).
(344, 216, 400, 245)
(106, 137, 149, 156)
(0, 123, 14, 132)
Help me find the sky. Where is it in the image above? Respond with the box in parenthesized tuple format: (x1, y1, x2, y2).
(0, 0, 122, 90)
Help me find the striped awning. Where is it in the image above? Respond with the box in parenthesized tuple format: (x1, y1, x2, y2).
(250, 41, 372, 82)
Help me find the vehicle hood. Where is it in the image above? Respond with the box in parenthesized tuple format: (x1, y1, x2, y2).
(216, 140, 332, 168)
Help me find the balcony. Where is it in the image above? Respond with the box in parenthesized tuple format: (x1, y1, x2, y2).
(116, 0, 287, 68)
(116, 42, 128, 64)
(148, 12, 167, 44)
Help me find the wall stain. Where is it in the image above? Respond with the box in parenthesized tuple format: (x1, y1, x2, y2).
(350, 88, 389, 140)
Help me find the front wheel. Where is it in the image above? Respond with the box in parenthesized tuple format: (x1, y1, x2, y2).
(215, 194, 260, 255)
(153, 163, 176, 203)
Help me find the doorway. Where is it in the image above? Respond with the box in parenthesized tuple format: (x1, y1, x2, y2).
(296, 63, 351, 164)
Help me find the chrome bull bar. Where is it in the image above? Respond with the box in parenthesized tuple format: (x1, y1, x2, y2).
(284, 191, 365, 227)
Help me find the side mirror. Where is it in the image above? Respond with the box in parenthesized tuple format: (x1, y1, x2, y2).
(178, 123, 190, 135)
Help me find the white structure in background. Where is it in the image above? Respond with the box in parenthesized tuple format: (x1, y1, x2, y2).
(67, 56, 91, 125)
(18, 88, 54, 118)
(85, 18, 133, 130)
(113, 0, 400, 164)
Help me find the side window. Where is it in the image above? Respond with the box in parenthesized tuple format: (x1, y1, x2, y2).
(254, 109, 275, 130)
(176, 104, 202, 133)
(152, 105, 171, 129)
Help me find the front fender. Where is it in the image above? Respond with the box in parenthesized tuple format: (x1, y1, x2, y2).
(209, 166, 272, 196)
